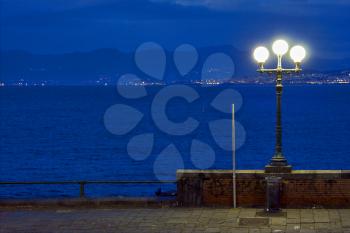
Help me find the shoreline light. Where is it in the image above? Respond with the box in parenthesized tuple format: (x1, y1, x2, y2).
(253, 46, 269, 63)
(272, 39, 289, 56)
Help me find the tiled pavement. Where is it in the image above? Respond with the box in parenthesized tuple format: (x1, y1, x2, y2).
(0, 207, 349, 233)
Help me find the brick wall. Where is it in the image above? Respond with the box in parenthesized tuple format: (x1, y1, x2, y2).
(177, 170, 350, 208)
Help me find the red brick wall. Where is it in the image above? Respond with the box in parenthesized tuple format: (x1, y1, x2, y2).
(177, 170, 350, 208)
(281, 179, 350, 207)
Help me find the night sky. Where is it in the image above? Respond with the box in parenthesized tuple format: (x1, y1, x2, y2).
(1, 0, 350, 59)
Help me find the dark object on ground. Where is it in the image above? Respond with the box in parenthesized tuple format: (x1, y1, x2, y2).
(155, 188, 177, 197)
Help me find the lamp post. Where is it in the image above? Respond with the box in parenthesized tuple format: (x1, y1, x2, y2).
(253, 40, 306, 173)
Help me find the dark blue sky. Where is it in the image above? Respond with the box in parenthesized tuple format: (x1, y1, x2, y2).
(1, 0, 350, 59)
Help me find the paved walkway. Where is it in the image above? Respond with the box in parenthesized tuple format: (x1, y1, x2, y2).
(1, 207, 349, 233)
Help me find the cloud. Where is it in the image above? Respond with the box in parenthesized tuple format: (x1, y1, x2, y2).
(1, 0, 350, 58)
(0, 0, 122, 16)
(152, 0, 350, 13)
(152, 0, 249, 10)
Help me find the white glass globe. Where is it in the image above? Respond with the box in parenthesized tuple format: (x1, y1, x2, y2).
(272, 39, 289, 56)
(290, 45, 306, 63)
(253, 46, 269, 63)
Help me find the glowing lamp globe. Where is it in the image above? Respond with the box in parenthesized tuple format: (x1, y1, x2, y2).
(272, 39, 289, 56)
(253, 46, 269, 63)
(290, 45, 306, 63)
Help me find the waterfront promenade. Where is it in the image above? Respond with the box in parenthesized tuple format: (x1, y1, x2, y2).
(1, 207, 350, 233)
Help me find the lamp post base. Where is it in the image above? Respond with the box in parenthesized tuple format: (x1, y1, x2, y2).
(265, 164, 292, 173)
(265, 153, 292, 173)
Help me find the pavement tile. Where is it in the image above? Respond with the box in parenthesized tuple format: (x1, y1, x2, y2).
(271, 218, 287, 226)
(240, 209, 258, 218)
(287, 218, 300, 224)
(249, 228, 261, 233)
(300, 223, 315, 230)
(205, 227, 221, 233)
(312, 209, 329, 223)
(299, 230, 316, 233)
(287, 210, 300, 219)
(286, 223, 300, 233)
(260, 228, 272, 233)
(271, 227, 286, 233)
(1, 208, 350, 233)
(231, 228, 249, 233)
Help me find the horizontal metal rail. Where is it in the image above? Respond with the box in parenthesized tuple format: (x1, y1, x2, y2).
(0, 180, 176, 198)
(0, 180, 176, 185)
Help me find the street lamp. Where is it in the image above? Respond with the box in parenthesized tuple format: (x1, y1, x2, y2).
(253, 39, 306, 173)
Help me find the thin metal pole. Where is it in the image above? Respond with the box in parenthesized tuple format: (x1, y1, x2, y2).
(232, 104, 237, 208)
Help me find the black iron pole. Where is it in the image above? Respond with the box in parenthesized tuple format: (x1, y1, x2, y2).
(265, 72, 291, 173)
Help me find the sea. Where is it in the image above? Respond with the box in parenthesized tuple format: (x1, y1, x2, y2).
(1, 84, 350, 198)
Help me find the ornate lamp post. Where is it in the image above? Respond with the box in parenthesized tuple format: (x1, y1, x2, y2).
(253, 40, 306, 173)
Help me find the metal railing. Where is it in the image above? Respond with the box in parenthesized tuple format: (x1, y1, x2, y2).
(0, 180, 176, 198)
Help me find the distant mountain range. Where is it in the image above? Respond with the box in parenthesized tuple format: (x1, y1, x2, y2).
(1, 46, 350, 85)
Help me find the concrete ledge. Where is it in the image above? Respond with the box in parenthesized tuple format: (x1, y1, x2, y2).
(177, 169, 349, 178)
(177, 170, 350, 208)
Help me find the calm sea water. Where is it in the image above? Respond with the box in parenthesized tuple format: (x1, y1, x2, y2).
(1, 85, 350, 198)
